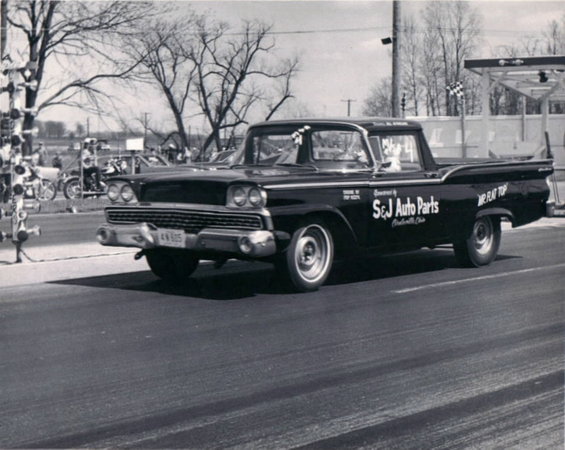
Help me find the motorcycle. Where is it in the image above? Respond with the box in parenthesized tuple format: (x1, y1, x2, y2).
(0, 167, 58, 202)
(63, 157, 128, 200)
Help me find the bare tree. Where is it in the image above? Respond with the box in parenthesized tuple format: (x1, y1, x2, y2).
(542, 14, 565, 55)
(187, 18, 299, 155)
(263, 59, 299, 121)
(421, 0, 482, 116)
(6, 0, 153, 152)
(401, 15, 423, 116)
(362, 77, 392, 117)
(124, 14, 298, 155)
(125, 14, 198, 150)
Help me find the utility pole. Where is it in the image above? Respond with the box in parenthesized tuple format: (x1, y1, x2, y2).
(341, 98, 356, 117)
(143, 112, 149, 147)
(391, 0, 402, 117)
(86, 117, 90, 137)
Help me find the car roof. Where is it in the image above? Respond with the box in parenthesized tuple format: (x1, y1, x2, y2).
(249, 117, 422, 132)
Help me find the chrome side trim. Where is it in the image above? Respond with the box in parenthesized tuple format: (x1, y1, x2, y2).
(264, 160, 553, 190)
(265, 178, 441, 190)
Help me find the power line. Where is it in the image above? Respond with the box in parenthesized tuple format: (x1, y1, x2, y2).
(2, 24, 547, 39)
(226, 25, 545, 37)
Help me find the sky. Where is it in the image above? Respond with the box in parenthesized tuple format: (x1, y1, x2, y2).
(38, 0, 565, 134)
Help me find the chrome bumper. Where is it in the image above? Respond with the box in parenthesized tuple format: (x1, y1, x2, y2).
(96, 222, 277, 258)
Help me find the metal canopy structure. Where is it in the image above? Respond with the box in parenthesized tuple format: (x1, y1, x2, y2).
(464, 56, 565, 158)
(465, 56, 565, 102)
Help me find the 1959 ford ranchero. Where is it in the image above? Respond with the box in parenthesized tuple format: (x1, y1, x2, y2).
(96, 118, 554, 291)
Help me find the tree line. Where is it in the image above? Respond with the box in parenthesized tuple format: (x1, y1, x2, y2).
(4, 1, 564, 157)
(363, 2, 565, 117)
(4, 1, 298, 156)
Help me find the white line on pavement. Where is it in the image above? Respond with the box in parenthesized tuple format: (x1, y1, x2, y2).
(392, 262, 565, 294)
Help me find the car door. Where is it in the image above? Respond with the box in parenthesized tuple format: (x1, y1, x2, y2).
(367, 131, 446, 250)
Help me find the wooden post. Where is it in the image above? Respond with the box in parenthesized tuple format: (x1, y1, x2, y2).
(461, 95, 466, 158)
(540, 97, 549, 152)
(481, 70, 490, 158)
(0, 0, 8, 60)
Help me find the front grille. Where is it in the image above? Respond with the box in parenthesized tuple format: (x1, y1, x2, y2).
(106, 207, 263, 233)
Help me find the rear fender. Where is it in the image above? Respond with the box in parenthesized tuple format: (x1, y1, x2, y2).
(453, 208, 510, 241)
(476, 207, 514, 225)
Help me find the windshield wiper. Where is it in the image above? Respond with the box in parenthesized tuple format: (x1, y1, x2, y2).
(229, 163, 272, 169)
(274, 163, 319, 171)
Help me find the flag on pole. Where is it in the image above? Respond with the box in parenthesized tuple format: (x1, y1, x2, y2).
(446, 81, 464, 98)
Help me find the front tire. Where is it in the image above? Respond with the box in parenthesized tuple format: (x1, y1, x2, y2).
(283, 221, 334, 292)
(63, 178, 81, 199)
(453, 216, 501, 267)
(145, 249, 199, 284)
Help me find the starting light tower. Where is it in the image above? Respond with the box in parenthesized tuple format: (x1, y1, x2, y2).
(0, 59, 41, 262)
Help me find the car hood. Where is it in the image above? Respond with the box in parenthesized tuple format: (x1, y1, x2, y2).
(129, 166, 369, 185)
(119, 166, 370, 205)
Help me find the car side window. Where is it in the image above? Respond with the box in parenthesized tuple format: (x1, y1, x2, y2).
(370, 133, 422, 172)
(311, 129, 369, 165)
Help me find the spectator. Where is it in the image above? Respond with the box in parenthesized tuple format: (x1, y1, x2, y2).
(34, 142, 48, 166)
(182, 146, 192, 164)
(167, 143, 177, 163)
(52, 152, 63, 169)
(147, 147, 160, 164)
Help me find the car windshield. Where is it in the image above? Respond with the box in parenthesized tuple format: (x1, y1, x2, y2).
(246, 126, 372, 169)
(251, 132, 298, 165)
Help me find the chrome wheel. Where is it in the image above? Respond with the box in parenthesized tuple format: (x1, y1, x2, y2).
(454, 216, 501, 267)
(285, 222, 334, 292)
(472, 218, 494, 256)
(295, 225, 332, 284)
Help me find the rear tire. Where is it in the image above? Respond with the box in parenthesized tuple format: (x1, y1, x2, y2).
(145, 249, 199, 284)
(39, 179, 57, 201)
(453, 216, 501, 267)
(282, 221, 334, 292)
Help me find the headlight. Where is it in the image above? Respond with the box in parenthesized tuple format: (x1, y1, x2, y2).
(227, 185, 267, 208)
(107, 183, 120, 202)
(120, 184, 135, 202)
(248, 187, 264, 207)
(232, 187, 247, 206)
(107, 181, 137, 203)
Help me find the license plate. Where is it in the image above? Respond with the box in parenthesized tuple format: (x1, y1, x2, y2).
(157, 229, 185, 248)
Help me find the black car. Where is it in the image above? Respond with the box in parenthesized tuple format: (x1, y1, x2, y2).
(96, 118, 553, 291)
